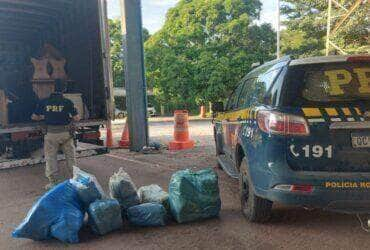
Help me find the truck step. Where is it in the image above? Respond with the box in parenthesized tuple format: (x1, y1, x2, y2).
(0, 142, 108, 170)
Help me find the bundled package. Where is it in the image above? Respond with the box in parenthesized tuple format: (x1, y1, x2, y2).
(88, 199, 123, 235)
(12, 181, 84, 244)
(127, 203, 167, 227)
(138, 184, 170, 212)
(109, 168, 140, 212)
(169, 168, 221, 223)
(71, 166, 105, 208)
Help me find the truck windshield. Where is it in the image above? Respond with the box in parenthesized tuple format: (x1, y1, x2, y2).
(285, 62, 370, 105)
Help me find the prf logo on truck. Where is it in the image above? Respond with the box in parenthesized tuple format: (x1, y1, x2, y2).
(324, 68, 369, 96)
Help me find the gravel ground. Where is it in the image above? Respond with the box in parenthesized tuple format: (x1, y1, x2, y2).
(1, 120, 370, 250)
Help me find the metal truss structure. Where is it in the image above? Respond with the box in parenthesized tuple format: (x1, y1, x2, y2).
(326, 0, 366, 55)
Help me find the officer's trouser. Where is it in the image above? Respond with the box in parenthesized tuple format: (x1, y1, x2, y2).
(44, 131, 76, 182)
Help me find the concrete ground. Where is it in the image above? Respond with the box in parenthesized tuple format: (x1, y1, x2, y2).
(1, 120, 370, 250)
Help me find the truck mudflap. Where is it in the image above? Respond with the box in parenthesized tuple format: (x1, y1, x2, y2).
(0, 142, 108, 170)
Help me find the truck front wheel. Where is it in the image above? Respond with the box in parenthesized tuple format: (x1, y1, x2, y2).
(239, 157, 272, 223)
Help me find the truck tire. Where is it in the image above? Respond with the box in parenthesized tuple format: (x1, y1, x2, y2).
(239, 157, 272, 223)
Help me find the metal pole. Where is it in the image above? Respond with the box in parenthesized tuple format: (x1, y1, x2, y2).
(276, 0, 281, 59)
(326, 0, 332, 56)
(120, 0, 149, 151)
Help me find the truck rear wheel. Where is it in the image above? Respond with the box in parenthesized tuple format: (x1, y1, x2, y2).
(239, 157, 272, 223)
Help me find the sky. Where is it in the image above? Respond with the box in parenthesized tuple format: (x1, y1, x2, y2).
(108, 0, 278, 34)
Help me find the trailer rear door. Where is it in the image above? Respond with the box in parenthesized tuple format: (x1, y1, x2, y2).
(98, 0, 114, 120)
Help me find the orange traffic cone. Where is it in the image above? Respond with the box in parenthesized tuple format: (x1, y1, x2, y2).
(118, 122, 130, 148)
(106, 122, 114, 148)
(169, 110, 195, 150)
(200, 105, 206, 118)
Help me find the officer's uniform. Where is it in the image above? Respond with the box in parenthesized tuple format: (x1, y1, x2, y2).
(34, 92, 78, 185)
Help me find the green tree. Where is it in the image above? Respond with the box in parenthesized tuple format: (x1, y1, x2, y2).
(281, 0, 369, 58)
(109, 19, 150, 88)
(109, 19, 124, 88)
(145, 0, 276, 112)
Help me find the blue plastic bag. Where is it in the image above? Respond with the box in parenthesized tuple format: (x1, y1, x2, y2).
(72, 167, 105, 208)
(169, 168, 221, 223)
(12, 180, 84, 244)
(88, 199, 123, 235)
(127, 203, 167, 227)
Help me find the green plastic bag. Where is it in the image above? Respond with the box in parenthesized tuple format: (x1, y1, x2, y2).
(109, 168, 140, 213)
(138, 185, 170, 212)
(127, 203, 167, 227)
(88, 199, 123, 235)
(169, 168, 221, 223)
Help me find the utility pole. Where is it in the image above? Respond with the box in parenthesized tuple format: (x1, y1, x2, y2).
(120, 0, 149, 151)
(276, 0, 281, 59)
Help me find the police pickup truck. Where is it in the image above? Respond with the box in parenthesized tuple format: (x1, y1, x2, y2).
(212, 55, 369, 222)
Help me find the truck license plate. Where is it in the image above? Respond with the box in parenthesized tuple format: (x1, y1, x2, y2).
(352, 133, 370, 148)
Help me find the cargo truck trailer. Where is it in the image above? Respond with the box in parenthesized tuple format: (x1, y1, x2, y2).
(0, 0, 114, 168)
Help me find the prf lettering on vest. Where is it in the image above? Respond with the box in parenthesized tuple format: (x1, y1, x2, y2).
(324, 68, 370, 95)
(46, 105, 64, 112)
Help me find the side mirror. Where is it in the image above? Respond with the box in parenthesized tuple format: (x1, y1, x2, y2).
(212, 102, 224, 113)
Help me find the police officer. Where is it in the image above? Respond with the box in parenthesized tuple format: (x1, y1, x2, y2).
(32, 79, 80, 189)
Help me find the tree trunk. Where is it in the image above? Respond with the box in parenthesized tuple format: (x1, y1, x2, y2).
(160, 105, 165, 116)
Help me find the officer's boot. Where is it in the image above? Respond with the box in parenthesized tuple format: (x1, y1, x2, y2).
(45, 175, 60, 190)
